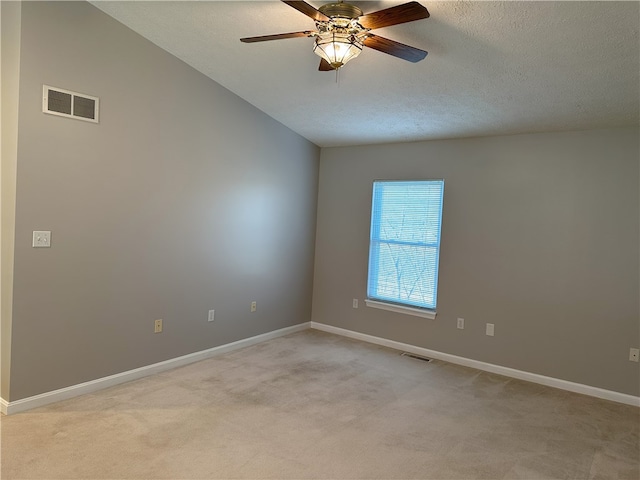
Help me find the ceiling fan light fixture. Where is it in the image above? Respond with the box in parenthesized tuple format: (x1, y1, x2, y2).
(313, 32, 363, 69)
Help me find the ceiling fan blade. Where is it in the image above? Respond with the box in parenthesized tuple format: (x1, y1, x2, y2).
(358, 1, 429, 30)
(363, 34, 427, 63)
(318, 59, 335, 71)
(240, 31, 315, 43)
(282, 1, 331, 22)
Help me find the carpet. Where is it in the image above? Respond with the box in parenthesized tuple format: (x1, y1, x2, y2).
(1, 330, 638, 479)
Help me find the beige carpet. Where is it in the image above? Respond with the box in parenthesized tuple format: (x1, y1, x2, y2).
(1, 330, 638, 479)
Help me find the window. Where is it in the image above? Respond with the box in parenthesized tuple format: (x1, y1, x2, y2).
(366, 180, 444, 318)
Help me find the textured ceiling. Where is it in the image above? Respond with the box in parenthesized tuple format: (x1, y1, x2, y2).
(91, 1, 639, 147)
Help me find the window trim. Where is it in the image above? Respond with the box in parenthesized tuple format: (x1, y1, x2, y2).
(365, 299, 437, 319)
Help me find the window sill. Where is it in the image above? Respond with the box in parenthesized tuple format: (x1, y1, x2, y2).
(365, 299, 437, 319)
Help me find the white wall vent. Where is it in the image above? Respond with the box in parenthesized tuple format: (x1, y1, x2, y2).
(43, 85, 99, 123)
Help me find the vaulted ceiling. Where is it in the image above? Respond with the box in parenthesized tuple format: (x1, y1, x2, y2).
(92, 1, 639, 147)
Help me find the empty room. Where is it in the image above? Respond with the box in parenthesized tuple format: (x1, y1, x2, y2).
(1, 1, 638, 479)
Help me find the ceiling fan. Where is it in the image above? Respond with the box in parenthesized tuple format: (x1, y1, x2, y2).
(240, 1, 430, 71)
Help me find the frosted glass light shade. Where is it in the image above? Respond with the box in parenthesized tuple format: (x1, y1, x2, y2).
(313, 32, 363, 69)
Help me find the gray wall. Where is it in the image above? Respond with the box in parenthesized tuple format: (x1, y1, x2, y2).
(6, 1, 319, 401)
(312, 128, 640, 396)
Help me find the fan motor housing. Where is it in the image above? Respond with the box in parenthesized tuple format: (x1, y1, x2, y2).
(318, 2, 363, 20)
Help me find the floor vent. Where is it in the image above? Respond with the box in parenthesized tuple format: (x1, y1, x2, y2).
(401, 352, 432, 362)
(43, 85, 99, 123)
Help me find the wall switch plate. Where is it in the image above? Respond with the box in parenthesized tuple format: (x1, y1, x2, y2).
(32, 230, 51, 247)
(486, 323, 495, 336)
(250, 301, 257, 313)
(630, 348, 639, 362)
(353, 299, 358, 308)
(208, 310, 215, 322)
(154, 319, 163, 333)
(457, 318, 464, 329)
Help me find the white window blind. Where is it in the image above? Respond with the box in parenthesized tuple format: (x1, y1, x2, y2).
(367, 180, 444, 311)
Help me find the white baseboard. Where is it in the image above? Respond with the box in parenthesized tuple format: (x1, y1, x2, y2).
(0, 397, 9, 415)
(1, 322, 310, 415)
(3, 320, 637, 415)
(310, 322, 640, 407)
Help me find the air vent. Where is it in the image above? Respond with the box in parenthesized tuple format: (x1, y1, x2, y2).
(401, 352, 432, 362)
(43, 85, 99, 123)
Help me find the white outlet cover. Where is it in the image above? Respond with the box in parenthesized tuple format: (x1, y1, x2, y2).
(486, 323, 495, 336)
(32, 230, 51, 247)
(457, 318, 464, 329)
(208, 310, 215, 322)
(353, 299, 359, 308)
(630, 348, 639, 362)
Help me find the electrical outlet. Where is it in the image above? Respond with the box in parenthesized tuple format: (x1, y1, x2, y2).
(154, 319, 163, 333)
(630, 348, 639, 362)
(251, 301, 257, 313)
(208, 310, 215, 322)
(353, 299, 359, 308)
(486, 323, 494, 336)
(457, 318, 464, 329)
(32, 230, 51, 247)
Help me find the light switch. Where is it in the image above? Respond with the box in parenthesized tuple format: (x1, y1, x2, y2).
(32, 231, 51, 247)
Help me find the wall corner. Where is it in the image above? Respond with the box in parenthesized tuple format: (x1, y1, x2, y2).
(1, 0, 22, 401)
